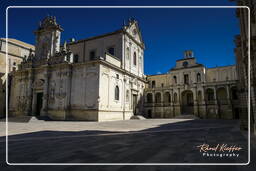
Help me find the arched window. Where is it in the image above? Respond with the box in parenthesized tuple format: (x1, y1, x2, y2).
(133, 52, 137, 65)
(151, 81, 156, 88)
(197, 73, 201, 82)
(147, 93, 153, 103)
(173, 76, 177, 84)
(115, 86, 119, 100)
(216, 87, 227, 104)
(184, 74, 189, 84)
(155, 92, 161, 103)
(164, 92, 171, 103)
(173, 92, 177, 103)
(206, 88, 214, 101)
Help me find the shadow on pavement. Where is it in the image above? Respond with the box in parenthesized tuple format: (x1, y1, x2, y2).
(0, 119, 254, 171)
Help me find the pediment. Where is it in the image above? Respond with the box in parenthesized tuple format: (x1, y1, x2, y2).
(124, 20, 144, 45)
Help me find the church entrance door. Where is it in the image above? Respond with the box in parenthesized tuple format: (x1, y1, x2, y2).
(36, 92, 43, 116)
(132, 94, 138, 115)
(181, 90, 194, 115)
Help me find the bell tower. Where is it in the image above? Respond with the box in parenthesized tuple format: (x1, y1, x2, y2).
(34, 16, 63, 60)
(184, 50, 194, 58)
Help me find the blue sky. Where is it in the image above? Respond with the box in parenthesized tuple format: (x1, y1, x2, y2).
(0, 0, 239, 75)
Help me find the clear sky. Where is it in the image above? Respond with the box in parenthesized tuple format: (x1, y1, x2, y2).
(0, 0, 240, 75)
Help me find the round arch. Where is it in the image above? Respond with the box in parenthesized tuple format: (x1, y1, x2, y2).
(164, 91, 171, 103)
(181, 90, 194, 115)
(146, 93, 153, 103)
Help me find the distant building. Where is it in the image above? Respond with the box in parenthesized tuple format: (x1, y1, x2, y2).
(0, 38, 35, 117)
(9, 16, 146, 121)
(144, 50, 239, 119)
(232, 0, 256, 134)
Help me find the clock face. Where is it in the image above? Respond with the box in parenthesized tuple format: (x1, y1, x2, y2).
(183, 61, 188, 67)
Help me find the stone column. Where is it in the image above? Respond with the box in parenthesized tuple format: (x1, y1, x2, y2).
(202, 86, 207, 118)
(193, 87, 198, 116)
(177, 88, 181, 115)
(161, 91, 164, 118)
(171, 89, 175, 117)
(226, 85, 231, 104)
(152, 91, 155, 117)
(213, 86, 219, 117)
(31, 91, 36, 115)
(226, 85, 233, 119)
(42, 70, 49, 116)
(26, 70, 34, 115)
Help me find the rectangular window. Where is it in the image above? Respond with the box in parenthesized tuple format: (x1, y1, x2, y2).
(74, 54, 79, 63)
(152, 81, 156, 88)
(108, 47, 115, 56)
(184, 74, 189, 84)
(89, 50, 96, 60)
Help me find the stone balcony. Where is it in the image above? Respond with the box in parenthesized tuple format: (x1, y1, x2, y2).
(104, 52, 121, 68)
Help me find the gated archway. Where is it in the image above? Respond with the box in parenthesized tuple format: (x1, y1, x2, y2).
(181, 90, 194, 115)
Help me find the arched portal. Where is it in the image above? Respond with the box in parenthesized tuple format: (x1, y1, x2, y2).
(181, 90, 194, 115)
(217, 87, 227, 104)
(164, 92, 171, 103)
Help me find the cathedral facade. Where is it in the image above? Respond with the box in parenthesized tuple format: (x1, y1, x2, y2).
(9, 16, 146, 121)
(144, 51, 239, 119)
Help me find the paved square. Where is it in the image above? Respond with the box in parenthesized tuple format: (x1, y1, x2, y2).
(0, 118, 250, 165)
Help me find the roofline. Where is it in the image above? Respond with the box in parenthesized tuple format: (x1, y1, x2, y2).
(170, 64, 205, 71)
(0, 38, 35, 51)
(146, 73, 167, 77)
(176, 57, 195, 62)
(207, 64, 236, 69)
(68, 29, 145, 49)
(68, 29, 123, 45)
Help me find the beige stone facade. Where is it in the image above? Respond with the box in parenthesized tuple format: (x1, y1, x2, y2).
(9, 17, 146, 121)
(144, 51, 239, 119)
(232, 0, 256, 134)
(0, 38, 34, 117)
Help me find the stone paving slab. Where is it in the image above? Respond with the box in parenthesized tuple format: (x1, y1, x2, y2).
(0, 119, 255, 171)
(0, 118, 239, 136)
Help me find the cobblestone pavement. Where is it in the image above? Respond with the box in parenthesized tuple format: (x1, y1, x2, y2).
(0, 118, 255, 171)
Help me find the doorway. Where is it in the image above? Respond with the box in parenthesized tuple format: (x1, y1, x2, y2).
(148, 109, 152, 118)
(132, 94, 138, 115)
(36, 92, 43, 116)
(181, 90, 194, 115)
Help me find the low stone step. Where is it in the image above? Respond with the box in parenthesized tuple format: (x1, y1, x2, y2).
(130, 115, 146, 120)
(174, 114, 199, 119)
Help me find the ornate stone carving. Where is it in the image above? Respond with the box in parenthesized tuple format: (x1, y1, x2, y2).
(32, 79, 45, 89)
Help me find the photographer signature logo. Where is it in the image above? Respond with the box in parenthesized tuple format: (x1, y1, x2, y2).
(196, 143, 242, 158)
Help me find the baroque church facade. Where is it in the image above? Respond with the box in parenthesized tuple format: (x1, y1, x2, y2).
(9, 16, 146, 121)
(9, 16, 241, 121)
